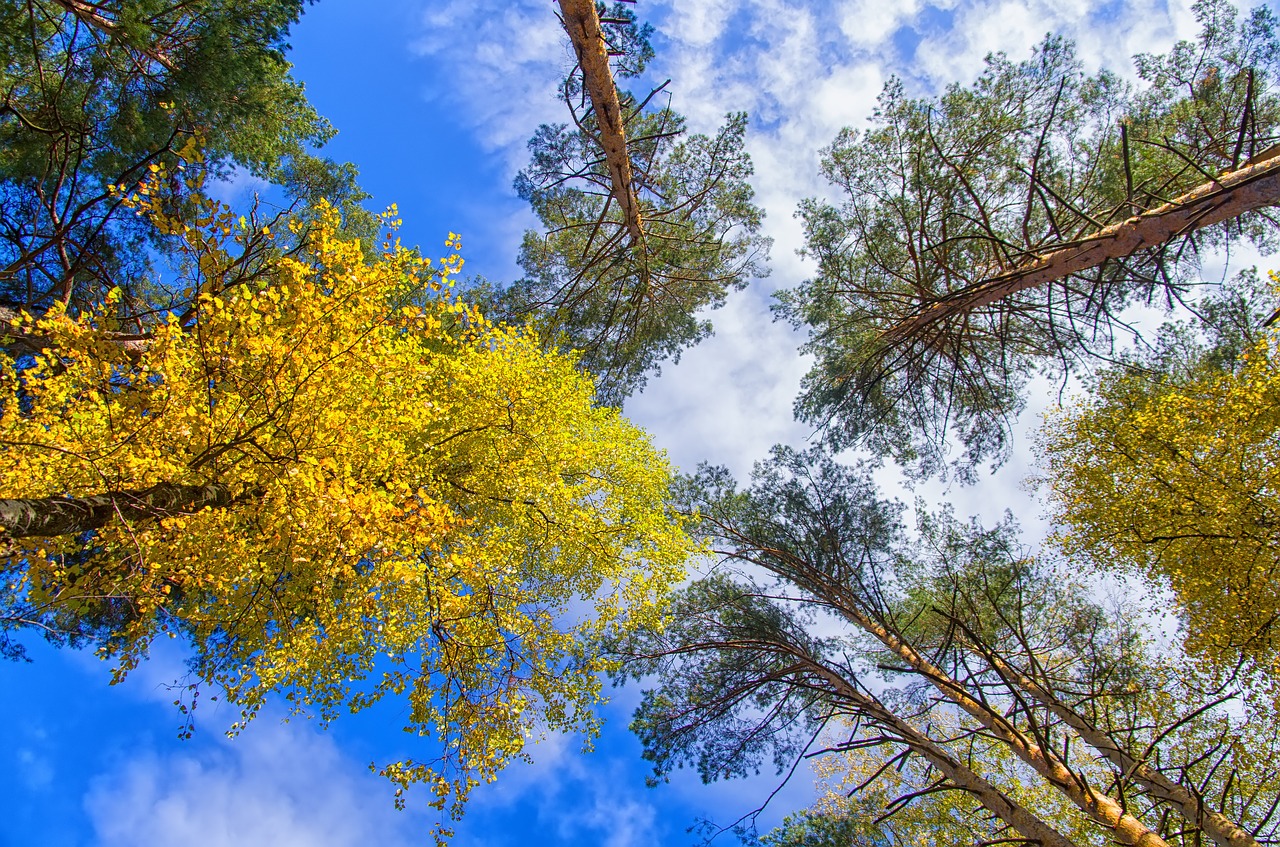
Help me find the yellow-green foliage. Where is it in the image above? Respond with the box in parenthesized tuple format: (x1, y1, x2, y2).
(1039, 291, 1280, 681)
(0, 200, 691, 829)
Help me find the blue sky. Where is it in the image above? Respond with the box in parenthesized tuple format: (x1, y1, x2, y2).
(0, 0, 1236, 844)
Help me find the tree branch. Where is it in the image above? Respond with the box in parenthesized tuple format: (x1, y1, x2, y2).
(0, 305, 151, 358)
(882, 146, 1280, 347)
(0, 482, 247, 538)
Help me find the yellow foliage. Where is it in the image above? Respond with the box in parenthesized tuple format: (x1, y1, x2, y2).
(1039, 289, 1280, 684)
(0, 201, 691, 829)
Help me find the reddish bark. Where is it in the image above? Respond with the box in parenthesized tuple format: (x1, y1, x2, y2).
(557, 0, 644, 243)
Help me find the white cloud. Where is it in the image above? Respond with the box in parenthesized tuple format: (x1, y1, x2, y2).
(459, 698, 815, 846)
(549, 767, 659, 847)
(460, 727, 663, 847)
(915, 0, 1200, 87)
(838, 0, 924, 48)
(663, 0, 739, 48)
(84, 720, 419, 847)
(625, 291, 814, 479)
(409, 0, 569, 165)
(198, 166, 273, 209)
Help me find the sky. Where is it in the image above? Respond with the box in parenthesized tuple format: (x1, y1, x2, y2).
(0, 0, 1255, 845)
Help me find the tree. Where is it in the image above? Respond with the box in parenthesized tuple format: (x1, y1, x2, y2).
(0, 193, 692, 833)
(555, 0, 648, 243)
(622, 573, 1083, 847)
(0, 0, 373, 318)
(485, 2, 770, 403)
(758, 719, 1102, 847)
(779, 0, 1280, 476)
(1039, 270, 1280, 687)
(619, 446, 1280, 847)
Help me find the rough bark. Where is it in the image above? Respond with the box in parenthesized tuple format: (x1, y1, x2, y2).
(0, 482, 239, 538)
(882, 148, 1280, 347)
(556, 0, 644, 243)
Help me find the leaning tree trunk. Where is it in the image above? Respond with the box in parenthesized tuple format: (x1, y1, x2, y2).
(791, 564, 1176, 847)
(0, 482, 239, 538)
(951, 624, 1262, 847)
(800, 654, 1083, 847)
(556, 0, 645, 243)
(882, 147, 1280, 346)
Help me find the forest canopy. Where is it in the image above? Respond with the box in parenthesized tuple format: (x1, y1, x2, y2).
(3, 0, 1280, 845)
(781, 0, 1280, 477)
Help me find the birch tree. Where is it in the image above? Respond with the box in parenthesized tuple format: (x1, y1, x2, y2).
(0, 188, 692, 833)
(1040, 271, 1280, 688)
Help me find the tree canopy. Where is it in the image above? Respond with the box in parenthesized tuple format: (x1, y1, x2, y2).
(621, 446, 1280, 847)
(0, 189, 691, 831)
(1040, 271, 1280, 687)
(0, 0, 374, 318)
(780, 0, 1280, 476)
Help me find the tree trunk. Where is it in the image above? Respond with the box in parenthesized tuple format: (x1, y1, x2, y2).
(809, 572, 1174, 847)
(0, 305, 151, 358)
(0, 482, 239, 538)
(556, 0, 644, 243)
(883, 148, 1280, 346)
(956, 627, 1261, 847)
(804, 658, 1083, 847)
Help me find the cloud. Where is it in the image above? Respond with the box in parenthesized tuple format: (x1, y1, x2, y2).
(84, 720, 419, 847)
(914, 0, 1198, 87)
(662, 0, 738, 48)
(837, 0, 924, 49)
(460, 702, 813, 847)
(547, 763, 659, 847)
(625, 291, 814, 479)
(205, 166, 272, 207)
(409, 0, 569, 165)
(458, 727, 664, 847)
(15, 743, 55, 792)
